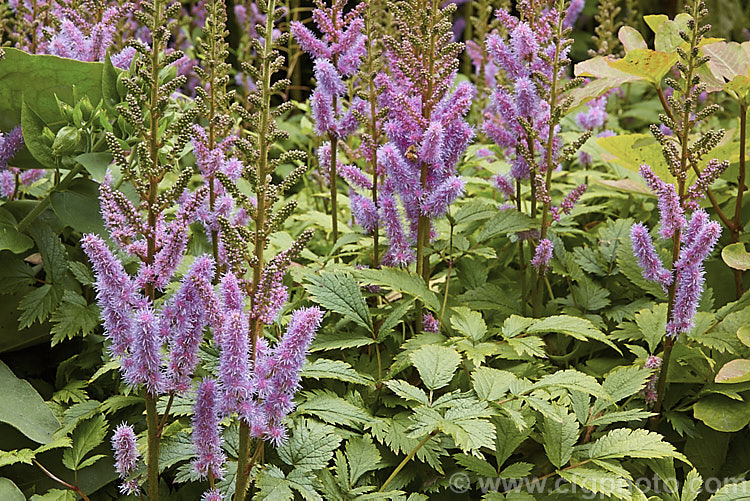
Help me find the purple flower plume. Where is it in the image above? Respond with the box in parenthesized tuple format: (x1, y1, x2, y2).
(422, 313, 440, 333)
(667, 212, 720, 337)
(639, 164, 686, 239)
(112, 423, 140, 495)
(164, 256, 218, 393)
(630, 223, 672, 290)
(123, 306, 164, 395)
(81, 234, 143, 357)
(531, 239, 553, 274)
(217, 273, 250, 414)
(192, 378, 226, 480)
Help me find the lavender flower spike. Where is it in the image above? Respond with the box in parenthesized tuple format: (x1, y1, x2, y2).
(124, 306, 165, 395)
(192, 378, 226, 480)
(531, 239, 553, 274)
(639, 164, 686, 239)
(112, 423, 140, 495)
(202, 488, 223, 501)
(630, 223, 673, 290)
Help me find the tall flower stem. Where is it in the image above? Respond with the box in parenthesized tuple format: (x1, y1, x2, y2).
(364, 2, 381, 267)
(329, 131, 339, 242)
(533, 4, 565, 317)
(732, 104, 747, 298)
(145, 394, 160, 501)
(649, 0, 701, 427)
(234, 1, 277, 499)
(414, 0, 439, 330)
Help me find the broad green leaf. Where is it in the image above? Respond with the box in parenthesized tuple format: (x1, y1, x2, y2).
(587, 409, 654, 427)
(75, 152, 114, 182)
(345, 437, 381, 485)
(0, 360, 60, 443)
(0, 49, 104, 128)
(297, 390, 373, 426)
(541, 410, 578, 468)
(0, 253, 36, 295)
(304, 271, 372, 333)
(501, 315, 535, 338)
(597, 366, 652, 413)
(472, 367, 517, 401)
(571, 56, 642, 108)
(21, 100, 55, 168)
(278, 420, 341, 471)
(478, 209, 535, 242)
(708, 481, 750, 501)
(499, 462, 533, 479)
(587, 428, 682, 460)
(738, 325, 750, 348)
(355, 267, 441, 313)
(385, 380, 430, 406)
(693, 394, 750, 432)
(301, 358, 374, 385)
(715, 359, 750, 383)
(703, 41, 750, 82)
(30, 489, 77, 501)
(725, 75, 750, 105)
(0, 224, 33, 253)
(722, 243, 750, 271)
(158, 431, 193, 471)
(493, 413, 535, 467)
(608, 49, 678, 85)
(410, 345, 461, 391)
(619, 26, 647, 52)
(62, 414, 108, 471)
(558, 466, 631, 500)
(50, 179, 107, 235)
(450, 306, 487, 341)
(441, 400, 496, 452)
(309, 330, 374, 352)
(528, 315, 619, 351)
(0, 478, 25, 501)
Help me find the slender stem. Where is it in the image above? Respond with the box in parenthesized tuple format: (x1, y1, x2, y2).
(145, 394, 160, 501)
(234, 423, 251, 501)
(156, 393, 174, 437)
(329, 132, 339, 243)
(733, 104, 747, 298)
(517, 180, 527, 316)
(235, 1, 276, 498)
(32, 459, 90, 501)
(378, 430, 437, 492)
(440, 221, 454, 322)
(365, 3, 380, 267)
(656, 86, 674, 122)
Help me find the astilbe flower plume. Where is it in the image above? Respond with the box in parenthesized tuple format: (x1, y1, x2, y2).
(112, 423, 141, 495)
(192, 378, 226, 480)
(631, 164, 722, 338)
(375, 0, 474, 266)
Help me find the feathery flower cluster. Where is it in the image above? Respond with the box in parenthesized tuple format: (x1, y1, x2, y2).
(292, 0, 366, 138)
(215, 282, 323, 445)
(0, 126, 45, 198)
(112, 423, 141, 495)
(82, 234, 218, 394)
(531, 238, 554, 274)
(45, 4, 135, 68)
(631, 165, 722, 337)
(373, 0, 473, 266)
(192, 378, 226, 480)
(422, 313, 440, 333)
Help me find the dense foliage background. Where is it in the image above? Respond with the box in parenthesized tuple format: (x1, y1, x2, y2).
(2, 0, 750, 500)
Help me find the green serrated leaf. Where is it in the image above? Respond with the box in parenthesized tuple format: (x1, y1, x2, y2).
(297, 390, 372, 427)
(558, 466, 631, 500)
(278, 419, 341, 471)
(50, 291, 100, 345)
(62, 414, 108, 471)
(587, 428, 681, 461)
(304, 271, 373, 333)
(472, 367, 517, 401)
(531, 369, 610, 400)
(542, 409, 578, 468)
(345, 436, 381, 485)
(385, 380, 430, 406)
(450, 307, 487, 341)
(708, 481, 750, 501)
(410, 345, 461, 391)
(301, 358, 374, 385)
(354, 267, 441, 313)
(528, 315, 619, 352)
